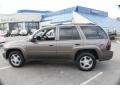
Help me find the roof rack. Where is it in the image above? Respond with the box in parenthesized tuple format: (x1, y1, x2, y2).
(41, 23, 96, 28)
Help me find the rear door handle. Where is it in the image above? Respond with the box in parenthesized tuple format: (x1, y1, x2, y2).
(75, 44, 80, 46)
(49, 45, 54, 46)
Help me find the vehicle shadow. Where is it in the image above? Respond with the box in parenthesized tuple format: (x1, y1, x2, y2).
(0, 80, 3, 85)
(25, 60, 77, 70)
(116, 78, 120, 85)
(24, 60, 110, 72)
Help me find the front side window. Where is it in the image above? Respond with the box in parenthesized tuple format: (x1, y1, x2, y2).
(59, 26, 80, 40)
(80, 26, 108, 39)
(34, 28, 56, 41)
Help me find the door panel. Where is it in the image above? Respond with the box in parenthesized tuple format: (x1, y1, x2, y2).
(56, 40, 74, 59)
(26, 27, 57, 60)
(27, 41, 56, 60)
(56, 26, 82, 60)
(57, 40, 82, 60)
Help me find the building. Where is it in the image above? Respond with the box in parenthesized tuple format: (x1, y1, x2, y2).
(0, 6, 120, 36)
(41, 6, 120, 33)
(0, 10, 51, 36)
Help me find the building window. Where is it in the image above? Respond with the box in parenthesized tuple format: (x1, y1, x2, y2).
(0, 23, 8, 36)
(0, 23, 7, 31)
(9, 23, 18, 30)
(25, 22, 39, 34)
(9, 23, 24, 36)
(18, 23, 23, 30)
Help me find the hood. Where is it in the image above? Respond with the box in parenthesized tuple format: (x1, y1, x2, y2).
(3, 39, 28, 49)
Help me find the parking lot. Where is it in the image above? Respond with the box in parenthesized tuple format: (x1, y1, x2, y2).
(0, 36, 120, 85)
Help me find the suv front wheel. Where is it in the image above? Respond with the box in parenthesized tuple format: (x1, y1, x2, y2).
(8, 51, 25, 67)
(76, 52, 96, 71)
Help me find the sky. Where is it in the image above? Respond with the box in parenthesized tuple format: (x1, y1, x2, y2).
(0, 0, 120, 18)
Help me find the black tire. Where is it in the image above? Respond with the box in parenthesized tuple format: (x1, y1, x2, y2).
(8, 51, 25, 67)
(76, 52, 96, 71)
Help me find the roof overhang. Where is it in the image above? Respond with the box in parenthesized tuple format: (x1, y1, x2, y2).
(0, 14, 42, 23)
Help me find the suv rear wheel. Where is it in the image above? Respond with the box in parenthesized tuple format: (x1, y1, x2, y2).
(8, 51, 25, 67)
(76, 52, 96, 71)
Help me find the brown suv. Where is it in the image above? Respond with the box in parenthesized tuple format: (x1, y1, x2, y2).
(3, 24, 113, 71)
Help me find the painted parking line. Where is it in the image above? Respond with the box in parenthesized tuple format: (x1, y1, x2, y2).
(80, 72, 103, 85)
(116, 41, 120, 44)
(0, 66, 11, 70)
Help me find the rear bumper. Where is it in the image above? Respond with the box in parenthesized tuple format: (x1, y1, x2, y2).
(99, 50, 113, 61)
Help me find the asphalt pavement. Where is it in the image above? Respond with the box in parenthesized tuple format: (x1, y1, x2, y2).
(0, 38, 120, 85)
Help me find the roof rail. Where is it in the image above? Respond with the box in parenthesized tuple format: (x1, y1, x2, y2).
(41, 23, 96, 28)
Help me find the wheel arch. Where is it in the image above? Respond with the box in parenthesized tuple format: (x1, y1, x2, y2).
(74, 49, 99, 62)
(6, 48, 25, 59)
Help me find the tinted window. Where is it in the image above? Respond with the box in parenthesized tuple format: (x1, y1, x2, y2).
(73, 28, 80, 40)
(59, 26, 80, 40)
(80, 26, 107, 39)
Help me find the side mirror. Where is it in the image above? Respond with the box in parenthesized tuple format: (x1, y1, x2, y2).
(29, 36, 41, 42)
(31, 37, 37, 42)
(36, 36, 41, 41)
(28, 35, 36, 42)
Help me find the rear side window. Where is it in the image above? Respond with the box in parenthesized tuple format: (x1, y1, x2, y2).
(73, 28, 80, 40)
(80, 26, 108, 39)
(59, 26, 80, 40)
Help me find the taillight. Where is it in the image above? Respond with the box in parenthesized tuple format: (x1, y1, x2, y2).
(106, 40, 111, 50)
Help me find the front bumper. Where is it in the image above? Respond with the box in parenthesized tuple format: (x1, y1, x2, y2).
(0, 42, 5, 47)
(2, 50, 7, 59)
(99, 50, 113, 61)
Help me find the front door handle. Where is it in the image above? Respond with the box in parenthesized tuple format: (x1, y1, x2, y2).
(49, 45, 54, 46)
(75, 44, 80, 46)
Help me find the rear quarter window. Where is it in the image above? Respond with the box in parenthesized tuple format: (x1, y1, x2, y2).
(80, 26, 108, 39)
